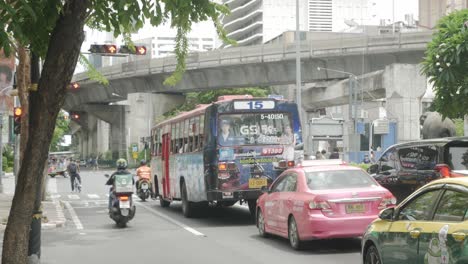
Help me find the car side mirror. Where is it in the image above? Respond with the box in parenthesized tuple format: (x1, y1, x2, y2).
(378, 207, 395, 221)
(367, 164, 379, 174)
(261, 186, 270, 194)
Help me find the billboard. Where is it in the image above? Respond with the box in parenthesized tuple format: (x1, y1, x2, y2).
(0, 49, 15, 113)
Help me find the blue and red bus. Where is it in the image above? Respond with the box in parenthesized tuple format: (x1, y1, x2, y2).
(150, 95, 302, 217)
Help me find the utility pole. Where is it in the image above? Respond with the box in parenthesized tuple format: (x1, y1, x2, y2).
(295, 0, 302, 121)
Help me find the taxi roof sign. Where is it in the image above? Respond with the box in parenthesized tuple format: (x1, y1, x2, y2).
(299, 159, 347, 167)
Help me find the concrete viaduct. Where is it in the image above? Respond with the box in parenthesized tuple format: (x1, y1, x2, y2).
(67, 31, 432, 159)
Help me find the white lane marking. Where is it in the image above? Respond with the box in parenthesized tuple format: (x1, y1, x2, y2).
(55, 201, 66, 221)
(136, 202, 205, 237)
(63, 201, 84, 230)
(50, 194, 61, 200)
(47, 177, 58, 194)
(68, 194, 80, 200)
(87, 194, 100, 199)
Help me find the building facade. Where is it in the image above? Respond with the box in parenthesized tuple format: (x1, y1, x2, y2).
(419, 0, 468, 29)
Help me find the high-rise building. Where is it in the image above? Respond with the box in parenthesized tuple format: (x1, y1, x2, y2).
(221, 0, 308, 47)
(419, 0, 468, 29)
(308, 0, 333, 31)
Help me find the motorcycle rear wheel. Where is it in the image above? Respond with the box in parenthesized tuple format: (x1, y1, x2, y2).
(116, 220, 127, 228)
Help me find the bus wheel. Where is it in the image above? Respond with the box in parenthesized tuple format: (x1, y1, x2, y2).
(159, 197, 170, 208)
(181, 182, 194, 218)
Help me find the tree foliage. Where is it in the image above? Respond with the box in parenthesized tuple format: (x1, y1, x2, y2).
(0, 1, 232, 263)
(50, 111, 70, 152)
(422, 9, 468, 118)
(163, 87, 271, 118)
(0, 0, 232, 84)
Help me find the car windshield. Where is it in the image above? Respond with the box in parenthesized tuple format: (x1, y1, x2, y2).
(448, 146, 468, 170)
(218, 113, 292, 146)
(305, 169, 378, 190)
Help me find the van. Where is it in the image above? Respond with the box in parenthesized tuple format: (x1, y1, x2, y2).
(368, 137, 468, 202)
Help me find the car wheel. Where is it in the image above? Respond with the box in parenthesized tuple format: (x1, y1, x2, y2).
(257, 209, 268, 238)
(364, 245, 382, 264)
(288, 216, 302, 250)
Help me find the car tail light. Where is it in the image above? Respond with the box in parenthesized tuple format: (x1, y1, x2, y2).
(378, 195, 397, 210)
(218, 162, 227, 171)
(227, 162, 237, 170)
(119, 196, 129, 201)
(434, 164, 451, 178)
(308, 200, 331, 210)
(287, 161, 295, 167)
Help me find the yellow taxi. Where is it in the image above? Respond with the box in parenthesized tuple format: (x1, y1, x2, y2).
(362, 177, 468, 264)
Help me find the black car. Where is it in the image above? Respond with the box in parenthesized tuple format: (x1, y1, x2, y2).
(368, 137, 468, 203)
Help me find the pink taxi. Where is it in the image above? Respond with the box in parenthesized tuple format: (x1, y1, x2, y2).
(255, 160, 396, 250)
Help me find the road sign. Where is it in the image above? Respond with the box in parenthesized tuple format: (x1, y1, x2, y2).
(132, 152, 138, 159)
(132, 143, 138, 152)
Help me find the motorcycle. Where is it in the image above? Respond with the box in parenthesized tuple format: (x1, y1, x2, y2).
(136, 178, 151, 201)
(105, 173, 136, 228)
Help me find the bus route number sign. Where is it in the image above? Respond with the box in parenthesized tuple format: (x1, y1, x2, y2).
(234, 100, 275, 110)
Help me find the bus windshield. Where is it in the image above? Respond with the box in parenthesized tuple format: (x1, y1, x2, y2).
(218, 113, 293, 146)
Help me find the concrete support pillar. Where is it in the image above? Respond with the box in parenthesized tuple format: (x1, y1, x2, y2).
(384, 64, 427, 143)
(96, 120, 110, 155)
(126, 93, 185, 157)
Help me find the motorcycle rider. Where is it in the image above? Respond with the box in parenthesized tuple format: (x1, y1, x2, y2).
(135, 160, 153, 198)
(106, 158, 134, 210)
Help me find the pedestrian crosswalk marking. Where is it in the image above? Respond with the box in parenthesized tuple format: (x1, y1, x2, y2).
(68, 194, 80, 200)
(87, 194, 100, 199)
(50, 194, 61, 200)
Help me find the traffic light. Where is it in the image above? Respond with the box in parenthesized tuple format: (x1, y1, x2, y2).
(70, 112, 80, 121)
(13, 107, 22, 134)
(70, 82, 80, 90)
(89, 44, 117, 54)
(118, 45, 147, 55)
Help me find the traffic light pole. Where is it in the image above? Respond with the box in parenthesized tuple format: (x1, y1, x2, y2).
(28, 52, 42, 263)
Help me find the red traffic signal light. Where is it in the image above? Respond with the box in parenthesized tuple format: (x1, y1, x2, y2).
(14, 107, 22, 117)
(135, 46, 147, 55)
(118, 45, 147, 55)
(70, 112, 80, 120)
(14, 107, 22, 134)
(70, 82, 80, 90)
(89, 44, 117, 54)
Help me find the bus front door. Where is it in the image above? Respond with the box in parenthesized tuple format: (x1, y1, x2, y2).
(161, 133, 171, 199)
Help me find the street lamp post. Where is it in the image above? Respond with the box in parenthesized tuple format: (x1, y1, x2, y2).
(317, 67, 360, 162)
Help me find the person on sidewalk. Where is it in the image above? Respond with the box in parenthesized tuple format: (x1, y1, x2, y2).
(67, 159, 81, 192)
(329, 147, 340, 159)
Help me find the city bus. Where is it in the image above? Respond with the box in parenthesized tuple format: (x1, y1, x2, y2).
(150, 95, 302, 217)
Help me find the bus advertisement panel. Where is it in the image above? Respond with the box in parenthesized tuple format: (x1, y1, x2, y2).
(150, 96, 302, 217)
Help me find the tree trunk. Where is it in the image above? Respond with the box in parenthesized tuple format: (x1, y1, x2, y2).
(1, 1, 89, 263)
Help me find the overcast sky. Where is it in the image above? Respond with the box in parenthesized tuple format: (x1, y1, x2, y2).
(374, 0, 419, 21)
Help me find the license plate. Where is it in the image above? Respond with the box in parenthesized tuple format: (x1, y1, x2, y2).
(249, 178, 267, 189)
(345, 203, 365, 214)
(120, 200, 130, 209)
(141, 183, 149, 190)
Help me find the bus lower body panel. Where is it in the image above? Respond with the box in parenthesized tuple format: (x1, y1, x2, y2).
(207, 190, 263, 202)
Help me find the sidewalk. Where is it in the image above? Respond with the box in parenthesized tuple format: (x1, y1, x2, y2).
(0, 173, 66, 231)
